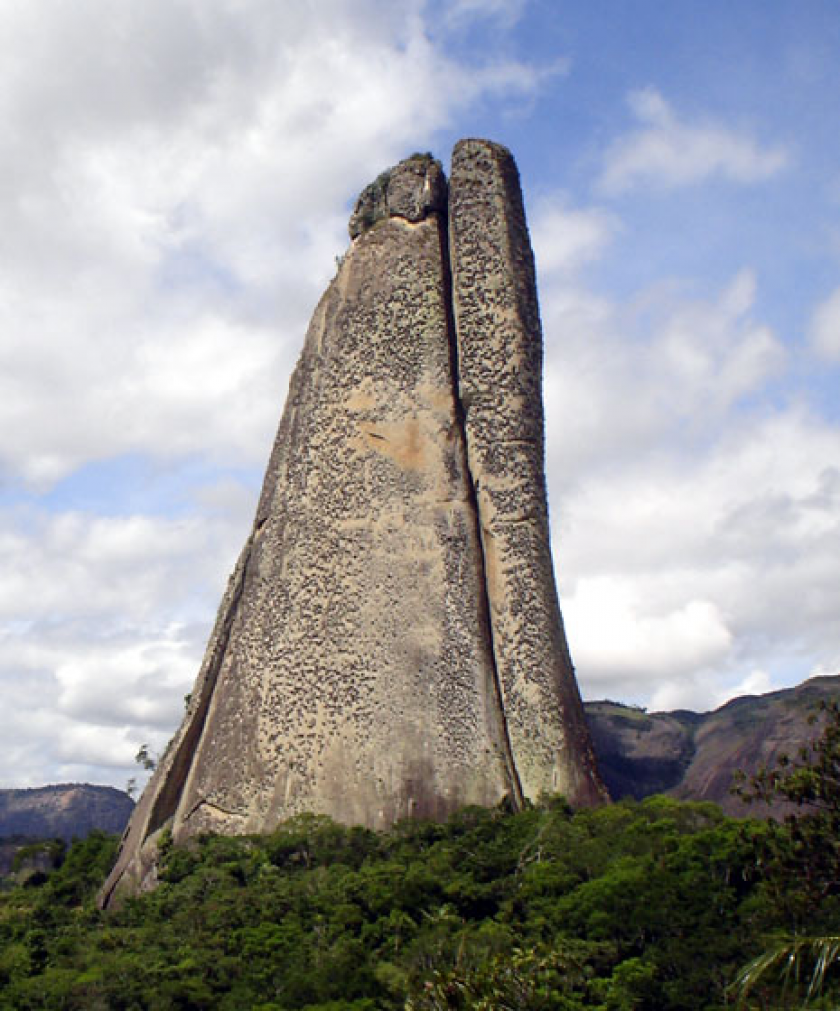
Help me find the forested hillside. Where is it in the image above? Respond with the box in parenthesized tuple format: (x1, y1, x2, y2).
(0, 802, 766, 1009)
(1, 704, 839, 1009)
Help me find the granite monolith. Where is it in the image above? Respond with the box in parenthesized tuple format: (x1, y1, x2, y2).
(100, 143, 604, 909)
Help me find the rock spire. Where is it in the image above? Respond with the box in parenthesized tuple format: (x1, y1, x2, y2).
(100, 140, 605, 908)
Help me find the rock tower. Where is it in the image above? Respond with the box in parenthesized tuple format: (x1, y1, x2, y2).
(100, 140, 605, 908)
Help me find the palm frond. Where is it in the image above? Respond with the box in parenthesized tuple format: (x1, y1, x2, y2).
(731, 934, 840, 1007)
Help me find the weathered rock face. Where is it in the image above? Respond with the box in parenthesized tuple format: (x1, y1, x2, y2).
(448, 140, 603, 805)
(100, 140, 605, 908)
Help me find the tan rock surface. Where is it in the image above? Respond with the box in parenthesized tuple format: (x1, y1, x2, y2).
(448, 140, 605, 805)
(100, 143, 603, 908)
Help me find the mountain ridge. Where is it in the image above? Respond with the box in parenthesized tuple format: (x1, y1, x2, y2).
(0, 784, 134, 876)
(1, 674, 836, 848)
(585, 673, 840, 814)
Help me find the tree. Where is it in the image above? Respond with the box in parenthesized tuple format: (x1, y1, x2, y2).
(735, 699, 840, 921)
(731, 699, 840, 1007)
(135, 743, 157, 772)
(732, 934, 840, 1010)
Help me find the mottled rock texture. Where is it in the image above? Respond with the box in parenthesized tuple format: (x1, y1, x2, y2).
(449, 140, 603, 806)
(100, 141, 604, 908)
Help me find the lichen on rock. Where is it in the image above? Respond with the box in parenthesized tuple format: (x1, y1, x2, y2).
(99, 140, 605, 910)
(348, 152, 447, 238)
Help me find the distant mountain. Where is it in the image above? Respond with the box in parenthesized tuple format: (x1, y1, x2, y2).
(0, 784, 133, 842)
(0, 675, 835, 853)
(585, 674, 840, 815)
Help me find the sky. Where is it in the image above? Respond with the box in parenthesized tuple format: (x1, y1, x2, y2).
(2, 0, 839, 790)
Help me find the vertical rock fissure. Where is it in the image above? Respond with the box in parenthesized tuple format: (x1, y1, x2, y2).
(436, 213, 525, 812)
(100, 143, 606, 910)
(146, 536, 256, 837)
(97, 534, 258, 909)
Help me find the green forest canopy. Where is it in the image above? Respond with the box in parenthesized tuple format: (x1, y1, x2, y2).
(1, 703, 839, 1010)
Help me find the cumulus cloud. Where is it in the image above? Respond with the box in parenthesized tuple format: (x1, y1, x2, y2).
(599, 87, 789, 194)
(555, 411, 840, 712)
(0, 0, 557, 786)
(529, 192, 839, 712)
(0, 509, 239, 624)
(0, 501, 247, 786)
(809, 286, 840, 360)
(0, 0, 546, 489)
(540, 263, 786, 483)
(649, 669, 782, 715)
(531, 197, 617, 276)
(564, 580, 732, 684)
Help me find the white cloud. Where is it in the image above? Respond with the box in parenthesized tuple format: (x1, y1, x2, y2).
(0, 500, 249, 786)
(0, 509, 240, 623)
(809, 286, 840, 360)
(541, 266, 786, 485)
(654, 270, 785, 413)
(0, 0, 558, 786)
(722, 669, 777, 703)
(557, 414, 840, 697)
(555, 407, 840, 712)
(55, 635, 199, 728)
(649, 669, 786, 715)
(529, 201, 831, 717)
(0, 0, 547, 490)
(564, 579, 732, 684)
(600, 87, 789, 194)
(539, 253, 840, 713)
(531, 197, 617, 276)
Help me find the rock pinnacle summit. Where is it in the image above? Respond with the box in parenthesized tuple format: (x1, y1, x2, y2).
(100, 140, 606, 908)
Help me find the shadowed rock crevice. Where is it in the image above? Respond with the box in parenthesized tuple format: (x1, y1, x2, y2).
(436, 200, 525, 813)
(448, 139, 605, 805)
(98, 534, 258, 906)
(100, 140, 604, 909)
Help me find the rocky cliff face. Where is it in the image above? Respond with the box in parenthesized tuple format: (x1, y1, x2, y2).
(586, 674, 840, 815)
(100, 141, 605, 908)
(0, 784, 133, 842)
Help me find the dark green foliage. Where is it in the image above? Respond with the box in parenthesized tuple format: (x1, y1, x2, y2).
(10, 838, 65, 875)
(735, 699, 840, 924)
(0, 789, 833, 1009)
(729, 700, 840, 1007)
